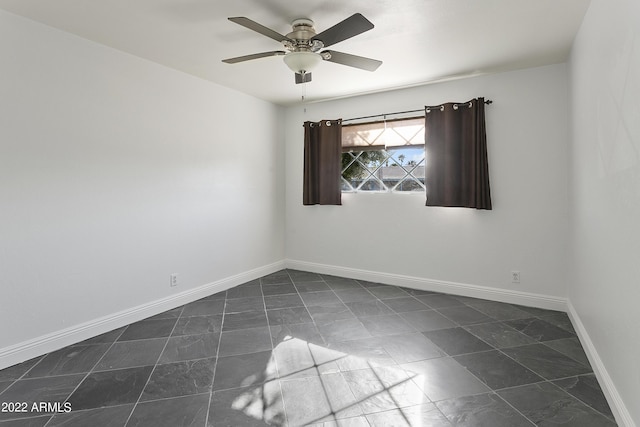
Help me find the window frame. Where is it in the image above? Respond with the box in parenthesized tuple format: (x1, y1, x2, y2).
(340, 115, 426, 194)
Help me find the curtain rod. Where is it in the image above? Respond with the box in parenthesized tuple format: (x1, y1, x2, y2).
(342, 99, 493, 124)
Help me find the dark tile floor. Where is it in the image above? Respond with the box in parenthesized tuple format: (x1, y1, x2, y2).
(0, 270, 617, 426)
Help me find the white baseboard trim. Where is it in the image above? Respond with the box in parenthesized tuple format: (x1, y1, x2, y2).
(566, 301, 636, 427)
(285, 259, 567, 311)
(0, 260, 285, 371)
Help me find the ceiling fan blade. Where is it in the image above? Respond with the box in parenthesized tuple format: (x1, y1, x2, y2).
(228, 17, 293, 43)
(295, 72, 312, 84)
(312, 13, 374, 48)
(222, 51, 286, 64)
(322, 50, 382, 71)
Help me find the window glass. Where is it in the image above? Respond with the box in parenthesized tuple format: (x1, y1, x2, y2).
(341, 117, 425, 193)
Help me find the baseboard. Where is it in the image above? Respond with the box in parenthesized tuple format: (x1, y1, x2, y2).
(285, 259, 567, 311)
(566, 302, 636, 427)
(0, 260, 285, 371)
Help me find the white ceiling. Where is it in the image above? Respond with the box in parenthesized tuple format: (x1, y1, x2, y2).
(0, 0, 591, 105)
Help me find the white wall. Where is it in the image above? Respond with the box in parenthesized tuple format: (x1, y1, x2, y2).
(0, 11, 285, 357)
(285, 64, 571, 300)
(568, 0, 640, 424)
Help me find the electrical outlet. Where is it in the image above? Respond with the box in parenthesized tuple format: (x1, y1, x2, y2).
(511, 271, 521, 283)
(170, 273, 179, 287)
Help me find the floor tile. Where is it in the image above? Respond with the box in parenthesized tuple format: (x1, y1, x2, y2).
(209, 382, 286, 427)
(307, 303, 356, 323)
(264, 294, 305, 310)
(95, 338, 166, 371)
(225, 282, 262, 299)
(343, 367, 426, 415)
(515, 305, 562, 317)
(365, 403, 452, 427)
(288, 270, 323, 283)
(466, 301, 532, 321)
(0, 357, 43, 381)
(172, 315, 223, 336)
(217, 327, 272, 357)
(501, 344, 592, 380)
(327, 338, 396, 371)
(200, 291, 227, 302)
(144, 307, 184, 321)
(307, 415, 371, 427)
(344, 300, 394, 318)
(498, 382, 617, 426)
(118, 318, 177, 341)
(505, 318, 575, 342)
(140, 358, 216, 401)
(376, 333, 446, 364)
(266, 307, 312, 327)
(543, 338, 590, 366)
(465, 322, 537, 349)
(315, 318, 372, 344)
(0, 416, 53, 426)
(294, 281, 331, 293)
(181, 299, 226, 317)
(423, 327, 493, 356)
(261, 283, 297, 296)
(281, 374, 363, 424)
(225, 297, 265, 314)
(67, 366, 153, 410)
(300, 291, 343, 306)
(355, 281, 388, 289)
(222, 311, 268, 332)
(381, 297, 429, 313)
(127, 393, 209, 427)
(365, 286, 409, 299)
(437, 305, 494, 325)
(334, 288, 377, 303)
(46, 404, 134, 427)
(359, 314, 415, 337)
(213, 350, 276, 391)
(0, 375, 85, 421)
(415, 294, 466, 309)
(324, 278, 363, 290)
(402, 357, 490, 401)
(159, 333, 219, 363)
(399, 310, 456, 332)
(435, 392, 533, 426)
(402, 288, 437, 296)
(25, 344, 110, 378)
(553, 374, 615, 419)
(541, 312, 577, 334)
(454, 350, 543, 390)
(260, 271, 292, 285)
(0, 381, 12, 394)
(76, 327, 126, 346)
(270, 323, 325, 347)
(272, 337, 328, 379)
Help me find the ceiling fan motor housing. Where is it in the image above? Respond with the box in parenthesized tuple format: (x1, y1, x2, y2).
(286, 19, 324, 52)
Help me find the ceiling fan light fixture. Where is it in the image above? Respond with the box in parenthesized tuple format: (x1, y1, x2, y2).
(283, 51, 322, 74)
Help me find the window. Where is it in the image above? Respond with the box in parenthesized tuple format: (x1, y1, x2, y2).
(341, 117, 425, 192)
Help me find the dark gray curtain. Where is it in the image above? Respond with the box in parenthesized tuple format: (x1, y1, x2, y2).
(424, 98, 492, 210)
(303, 119, 342, 205)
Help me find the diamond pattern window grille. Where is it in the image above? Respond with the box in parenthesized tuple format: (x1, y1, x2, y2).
(341, 117, 425, 192)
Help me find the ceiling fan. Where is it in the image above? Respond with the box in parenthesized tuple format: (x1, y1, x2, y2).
(222, 13, 382, 84)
